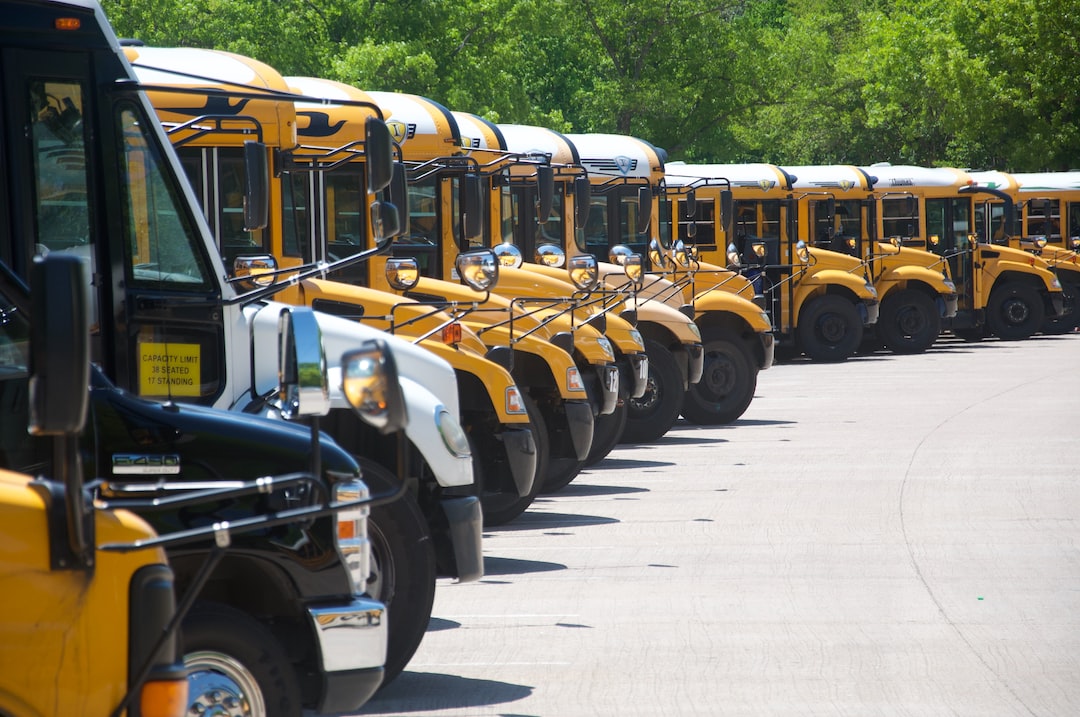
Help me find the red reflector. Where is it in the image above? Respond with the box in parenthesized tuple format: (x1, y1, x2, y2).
(442, 322, 462, 344)
(55, 17, 81, 30)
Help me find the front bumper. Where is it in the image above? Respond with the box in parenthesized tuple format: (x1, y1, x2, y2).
(757, 332, 775, 371)
(1047, 292, 1065, 319)
(501, 426, 537, 498)
(594, 364, 619, 416)
(564, 399, 595, 461)
(938, 295, 959, 319)
(624, 353, 649, 399)
(860, 299, 881, 327)
(442, 495, 484, 583)
(686, 343, 704, 383)
(308, 597, 387, 712)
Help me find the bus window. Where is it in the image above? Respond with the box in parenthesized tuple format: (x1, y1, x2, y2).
(680, 197, 715, 247)
(881, 197, 919, 238)
(30, 80, 90, 253)
(120, 107, 211, 289)
(281, 170, 313, 263)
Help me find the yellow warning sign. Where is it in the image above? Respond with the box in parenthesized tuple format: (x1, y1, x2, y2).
(139, 342, 201, 397)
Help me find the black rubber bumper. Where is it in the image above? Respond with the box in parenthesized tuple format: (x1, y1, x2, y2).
(319, 667, 384, 714)
(686, 343, 704, 383)
(564, 399, 595, 461)
(502, 426, 537, 498)
(757, 332, 775, 371)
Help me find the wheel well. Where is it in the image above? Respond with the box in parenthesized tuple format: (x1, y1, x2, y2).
(886, 280, 938, 301)
(637, 321, 680, 354)
(693, 311, 764, 369)
(171, 554, 323, 703)
(993, 271, 1046, 293)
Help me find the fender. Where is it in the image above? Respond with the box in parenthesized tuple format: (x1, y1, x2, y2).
(691, 288, 773, 333)
(981, 258, 1061, 293)
(248, 302, 474, 488)
(874, 264, 956, 300)
(793, 268, 876, 321)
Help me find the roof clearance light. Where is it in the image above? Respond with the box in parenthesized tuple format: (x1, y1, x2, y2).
(55, 18, 81, 30)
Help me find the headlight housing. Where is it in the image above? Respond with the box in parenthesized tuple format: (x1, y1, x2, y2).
(435, 407, 471, 458)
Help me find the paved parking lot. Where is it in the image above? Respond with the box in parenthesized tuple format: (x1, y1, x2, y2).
(358, 334, 1080, 717)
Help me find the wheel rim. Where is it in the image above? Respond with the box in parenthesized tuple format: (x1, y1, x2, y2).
(815, 312, 850, 344)
(895, 305, 927, 337)
(185, 651, 265, 717)
(1002, 296, 1031, 326)
(701, 350, 736, 398)
(629, 373, 660, 413)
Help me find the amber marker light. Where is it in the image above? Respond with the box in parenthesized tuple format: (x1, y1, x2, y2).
(442, 322, 463, 345)
(55, 17, 81, 30)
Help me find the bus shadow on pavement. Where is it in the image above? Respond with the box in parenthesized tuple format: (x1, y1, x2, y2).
(550, 481, 649, 497)
(481, 555, 566, 576)
(359, 672, 533, 715)
(489, 510, 619, 532)
(669, 418, 794, 430)
(582, 457, 674, 470)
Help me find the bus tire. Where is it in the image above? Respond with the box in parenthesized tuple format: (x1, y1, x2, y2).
(879, 289, 940, 354)
(680, 330, 756, 425)
(356, 457, 436, 687)
(986, 283, 1044, 341)
(482, 396, 547, 525)
(184, 602, 302, 717)
(622, 340, 683, 442)
(797, 295, 863, 361)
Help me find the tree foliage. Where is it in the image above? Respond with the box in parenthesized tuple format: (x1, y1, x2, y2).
(101, 0, 1080, 169)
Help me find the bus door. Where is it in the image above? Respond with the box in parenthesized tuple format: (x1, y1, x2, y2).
(2, 49, 227, 407)
(926, 196, 977, 313)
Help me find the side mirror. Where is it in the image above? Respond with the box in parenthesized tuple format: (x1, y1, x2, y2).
(567, 253, 599, 291)
(636, 186, 652, 235)
(535, 243, 566, 268)
(574, 176, 592, 230)
(365, 116, 394, 194)
(243, 140, 269, 232)
(370, 200, 401, 243)
(608, 244, 634, 266)
(463, 173, 484, 241)
(29, 254, 89, 435)
(623, 253, 644, 288)
(795, 240, 810, 264)
(456, 247, 499, 291)
(385, 257, 420, 291)
(388, 162, 410, 238)
(720, 190, 734, 238)
(277, 307, 330, 420)
(493, 242, 523, 268)
(342, 339, 407, 434)
(537, 165, 554, 223)
(726, 242, 741, 268)
(233, 254, 278, 289)
(673, 239, 689, 267)
(683, 189, 696, 220)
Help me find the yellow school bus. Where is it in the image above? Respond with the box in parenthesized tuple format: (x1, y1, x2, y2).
(494, 123, 710, 443)
(452, 111, 649, 460)
(664, 163, 879, 362)
(782, 164, 958, 353)
(861, 164, 1063, 341)
(563, 136, 775, 423)
(967, 170, 1079, 334)
(365, 90, 623, 490)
